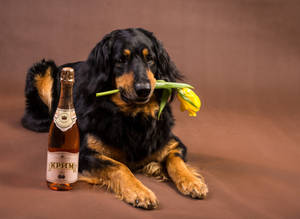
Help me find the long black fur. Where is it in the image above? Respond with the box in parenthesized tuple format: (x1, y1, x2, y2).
(22, 28, 187, 173)
(22, 60, 58, 132)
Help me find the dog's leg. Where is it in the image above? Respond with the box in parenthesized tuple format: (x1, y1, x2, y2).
(79, 154, 159, 209)
(165, 138, 208, 199)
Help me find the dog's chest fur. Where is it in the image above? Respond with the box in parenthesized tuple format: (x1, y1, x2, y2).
(75, 93, 175, 163)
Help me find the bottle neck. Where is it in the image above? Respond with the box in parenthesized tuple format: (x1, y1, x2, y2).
(57, 82, 74, 109)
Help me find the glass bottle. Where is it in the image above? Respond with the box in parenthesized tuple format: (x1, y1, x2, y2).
(46, 67, 79, 191)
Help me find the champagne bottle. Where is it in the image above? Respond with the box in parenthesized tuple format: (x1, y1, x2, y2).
(46, 67, 80, 191)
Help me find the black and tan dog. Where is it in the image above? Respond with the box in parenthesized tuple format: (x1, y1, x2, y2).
(22, 28, 208, 209)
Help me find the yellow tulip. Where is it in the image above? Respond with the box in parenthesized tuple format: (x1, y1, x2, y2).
(177, 88, 201, 117)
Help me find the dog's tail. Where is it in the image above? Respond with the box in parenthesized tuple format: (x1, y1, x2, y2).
(21, 59, 59, 132)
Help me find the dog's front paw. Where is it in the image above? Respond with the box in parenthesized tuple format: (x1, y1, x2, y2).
(120, 182, 159, 209)
(176, 175, 208, 199)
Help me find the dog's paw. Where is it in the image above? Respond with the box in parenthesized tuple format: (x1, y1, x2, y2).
(176, 175, 208, 199)
(120, 182, 159, 209)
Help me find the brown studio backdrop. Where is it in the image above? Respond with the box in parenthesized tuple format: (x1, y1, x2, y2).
(0, 0, 300, 218)
(1, 0, 300, 113)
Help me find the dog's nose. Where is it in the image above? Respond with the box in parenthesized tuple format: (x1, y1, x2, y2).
(134, 82, 151, 98)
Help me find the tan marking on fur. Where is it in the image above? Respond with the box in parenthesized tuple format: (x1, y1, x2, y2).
(166, 152, 208, 199)
(142, 48, 149, 57)
(149, 139, 179, 162)
(79, 172, 101, 184)
(79, 154, 159, 209)
(123, 49, 131, 56)
(87, 134, 126, 162)
(34, 67, 53, 111)
(111, 92, 125, 106)
(111, 71, 144, 115)
(115, 71, 135, 96)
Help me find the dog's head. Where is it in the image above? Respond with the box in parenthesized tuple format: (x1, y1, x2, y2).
(86, 28, 182, 106)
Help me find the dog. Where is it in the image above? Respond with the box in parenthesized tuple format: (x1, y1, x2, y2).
(22, 28, 208, 209)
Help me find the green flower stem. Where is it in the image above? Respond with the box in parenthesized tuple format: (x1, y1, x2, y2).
(95, 80, 194, 97)
(96, 89, 119, 97)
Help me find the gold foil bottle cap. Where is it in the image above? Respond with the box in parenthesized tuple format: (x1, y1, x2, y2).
(61, 67, 75, 83)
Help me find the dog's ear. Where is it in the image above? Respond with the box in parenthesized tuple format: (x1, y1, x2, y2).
(85, 33, 114, 93)
(137, 28, 183, 82)
(88, 34, 112, 74)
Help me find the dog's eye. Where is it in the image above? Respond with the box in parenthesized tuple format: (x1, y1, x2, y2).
(116, 56, 127, 64)
(146, 55, 154, 66)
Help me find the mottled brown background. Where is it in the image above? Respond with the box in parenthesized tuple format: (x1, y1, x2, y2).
(0, 0, 300, 218)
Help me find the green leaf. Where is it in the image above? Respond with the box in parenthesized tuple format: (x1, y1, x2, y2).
(177, 89, 199, 109)
(155, 80, 194, 89)
(158, 88, 172, 120)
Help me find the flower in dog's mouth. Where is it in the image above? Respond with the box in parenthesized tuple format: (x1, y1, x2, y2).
(96, 80, 201, 119)
(177, 88, 201, 117)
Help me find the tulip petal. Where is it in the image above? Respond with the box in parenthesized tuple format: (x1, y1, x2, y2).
(177, 88, 201, 117)
(177, 89, 199, 109)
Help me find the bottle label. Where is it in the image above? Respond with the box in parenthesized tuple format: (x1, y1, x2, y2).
(46, 151, 79, 184)
(54, 108, 77, 132)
